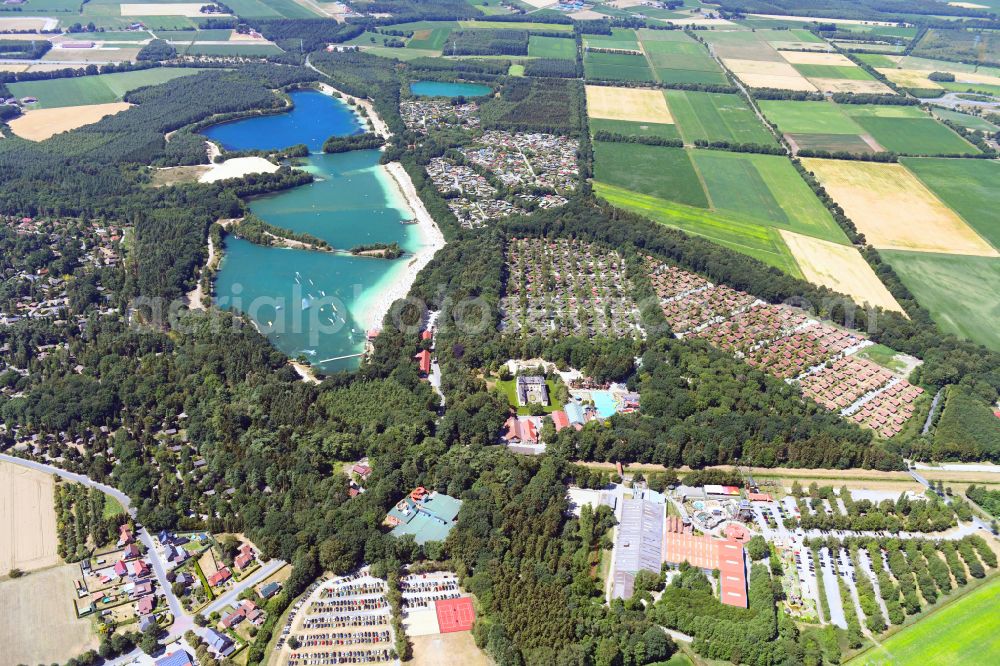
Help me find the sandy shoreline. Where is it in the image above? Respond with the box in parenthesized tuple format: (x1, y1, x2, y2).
(316, 82, 392, 139)
(357, 161, 445, 331)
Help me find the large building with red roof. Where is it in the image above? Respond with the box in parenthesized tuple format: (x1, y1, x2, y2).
(662, 516, 747, 608)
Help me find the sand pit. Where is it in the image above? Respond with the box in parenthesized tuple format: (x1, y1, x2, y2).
(0, 461, 59, 574)
(410, 632, 489, 666)
(802, 159, 999, 257)
(585, 85, 672, 124)
(121, 3, 230, 16)
(8, 102, 131, 141)
(0, 564, 97, 664)
(199, 156, 279, 183)
(780, 230, 905, 314)
(809, 78, 895, 94)
(780, 51, 855, 66)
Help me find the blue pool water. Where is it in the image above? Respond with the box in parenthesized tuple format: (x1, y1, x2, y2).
(409, 80, 492, 98)
(201, 89, 364, 152)
(591, 390, 618, 419)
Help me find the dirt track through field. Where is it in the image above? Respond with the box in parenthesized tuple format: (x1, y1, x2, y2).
(0, 461, 59, 574)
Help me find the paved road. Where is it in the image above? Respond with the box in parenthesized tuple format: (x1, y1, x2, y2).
(921, 92, 1000, 111)
(203, 559, 285, 614)
(859, 549, 890, 621)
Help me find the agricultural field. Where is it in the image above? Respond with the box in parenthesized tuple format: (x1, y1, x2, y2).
(779, 230, 904, 313)
(931, 108, 1000, 133)
(528, 35, 575, 59)
(0, 564, 98, 665)
(8, 68, 205, 108)
(881, 252, 1000, 352)
(636, 28, 728, 85)
(0, 461, 59, 574)
(584, 50, 655, 82)
(9, 102, 132, 141)
(183, 43, 284, 56)
(663, 90, 776, 145)
(760, 101, 979, 155)
(802, 158, 997, 256)
(849, 575, 1000, 666)
(586, 85, 678, 138)
(593, 143, 706, 206)
(901, 158, 1000, 250)
(583, 28, 640, 52)
(779, 49, 892, 93)
(458, 20, 573, 32)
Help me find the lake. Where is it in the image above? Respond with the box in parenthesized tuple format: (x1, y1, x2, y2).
(209, 89, 418, 372)
(409, 80, 493, 98)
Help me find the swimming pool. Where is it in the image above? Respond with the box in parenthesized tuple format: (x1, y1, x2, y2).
(591, 390, 618, 419)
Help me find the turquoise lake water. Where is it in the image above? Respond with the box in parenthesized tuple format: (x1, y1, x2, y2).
(409, 80, 492, 98)
(210, 90, 417, 372)
(202, 89, 364, 152)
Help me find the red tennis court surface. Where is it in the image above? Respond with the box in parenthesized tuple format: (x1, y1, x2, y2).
(435, 597, 475, 633)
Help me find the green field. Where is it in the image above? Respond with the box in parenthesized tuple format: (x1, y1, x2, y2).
(689, 151, 848, 244)
(61, 31, 152, 41)
(219, 0, 283, 18)
(901, 158, 1000, 250)
(593, 181, 802, 276)
(589, 118, 680, 141)
(793, 63, 874, 80)
(583, 28, 640, 51)
(8, 68, 206, 108)
(853, 116, 980, 155)
(857, 53, 899, 68)
(528, 35, 576, 59)
(760, 100, 977, 155)
(932, 108, 1000, 132)
(881, 251, 1000, 352)
(849, 575, 1000, 666)
(636, 28, 728, 85)
(664, 90, 776, 145)
(407, 26, 454, 51)
(155, 29, 234, 41)
(584, 51, 655, 82)
(184, 43, 283, 56)
(459, 20, 573, 32)
(593, 143, 706, 206)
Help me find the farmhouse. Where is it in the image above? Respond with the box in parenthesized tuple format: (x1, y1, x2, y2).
(516, 375, 549, 406)
(386, 487, 462, 545)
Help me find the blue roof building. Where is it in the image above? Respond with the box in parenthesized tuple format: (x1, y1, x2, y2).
(206, 628, 235, 657)
(565, 401, 585, 425)
(155, 652, 193, 666)
(387, 488, 462, 545)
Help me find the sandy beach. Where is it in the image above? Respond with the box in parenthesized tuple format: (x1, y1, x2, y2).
(358, 161, 446, 331)
(199, 155, 279, 183)
(316, 82, 392, 139)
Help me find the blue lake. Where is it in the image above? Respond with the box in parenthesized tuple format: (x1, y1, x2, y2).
(202, 89, 365, 152)
(211, 91, 418, 373)
(409, 80, 492, 98)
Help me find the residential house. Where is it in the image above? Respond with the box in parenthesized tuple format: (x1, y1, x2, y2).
(113, 560, 128, 578)
(131, 560, 150, 578)
(208, 567, 232, 587)
(205, 628, 235, 657)
(118, 524, 133, 546)
(136, 595, 155, 615)
(259, 581, 281, 599)
(235, 543, 256, 570)
(155, 651, 193, 666)
(122, 544, 140, 560)
(414, 349, 431, 376)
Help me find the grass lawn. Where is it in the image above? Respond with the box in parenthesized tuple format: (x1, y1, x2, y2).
(855, 344, 907, 373)
(589, 117, 680, 140)
(593, 142, 707, 207)
(594, 181, 802, 277)
(664, 90, 776, 145)
(881, 251, 1000, 352)
(8, 68, 205, 108)
(901, 157, 1000, 250)
(689, 151, 849, 244)
(508, 63, 525, 76)
(848, 575, 1000, 665)
(495, 378, 564, 415)
(102, 494, 125, 518)
(528, 35, 576, 59)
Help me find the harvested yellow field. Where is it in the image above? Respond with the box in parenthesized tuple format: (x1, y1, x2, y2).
(802, 159, 999, 257)
(0, 461, 59, 574)
(585, 85, 673, 123)
(780, 50, 854, 66)
(809, 78, 895, 94)
(0, 64, 30, 73)
(121, 3, 230, 16)
(0, 17, 54, 31)
(723, 58, 817, 91)
(0, 564, 97, 664)
(44, 48, 140, 63)
(8, 102, 131, 141)
(956, 71, 1000, 86)
(949, 2, 988, 8)
(877, 68, 942, 89)
(780, 230, 905, 314)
